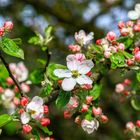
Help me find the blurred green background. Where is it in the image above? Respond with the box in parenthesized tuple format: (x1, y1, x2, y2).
(0, 0, 140, 139)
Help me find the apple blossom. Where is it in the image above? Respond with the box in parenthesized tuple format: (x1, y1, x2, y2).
(0, 86, 4, 93)
(3, 21, 13, 31)
(20, 97, 28, 106)
(21, 96, 44, 124)
(81, 104, 88, 112)
(101, 115, 108, 123)
(44, 105, 49, 114)
(106, 31, 116, 41)
(128, 4, 140, 20)
(118, 21, 125, 29)
(86, 96, 93, 104)
(2, 89, 15, 101)
(136, 120, 140, 128)
(120, 28, 129, 36)
(54, 54, 94, 91)
(126, 122, 135, 131)
(127, 59, 134, 66)
(117, 43, 125, 51)
(0, 27, 4, 36)
(21, 83, 30, 93)
(66, 53, 86, 62)
(63, 110, 71, 119)
(134, 51, 140, 61)
(74, 30, 94, 46)
(6, 77, 14, 86)
(81, 119, 99, 134)
(115, 83, 124, 93)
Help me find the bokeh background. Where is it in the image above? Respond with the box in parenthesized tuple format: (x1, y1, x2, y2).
(0, 0, 140, 139)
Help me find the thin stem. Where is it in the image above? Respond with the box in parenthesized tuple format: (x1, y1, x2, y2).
(0, 51, 25, 97)
(44, 49, 51, 72)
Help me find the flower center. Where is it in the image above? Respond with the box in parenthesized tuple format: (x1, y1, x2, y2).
(72, 70, 79, 78)
(29, 110, 36, 115)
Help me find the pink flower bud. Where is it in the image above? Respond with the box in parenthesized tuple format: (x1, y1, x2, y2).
(0, 27, 4, 36)
(44, 105, 49, 114)
(136, 120, 140, 128)
(120, 28, 129, 36)
(117, 43, 125, 51)
(134, 47, 140, 54)
(115, 83, 124, 93)
(64, 110, 71, 119)
(3, 21, 13, 30)
(14, 86, 19, 93)
(68, 44, 81, 52)
(58, 80, 63, 85)
(118, 21, 125, 29)
(126, 21, 134, 27)
(6, 77, 14, 86)
(40, 118, 50, 126)
(75, 116, 81, 124)
(22, 124, 32, 134)
(106, 31, 116, 41)
(81, 104, 88, 112)
(133, 25, 140, 32)
(123, 79, 131, 86)
(21, 83, 30, 93)
(13, 97, 20, 105)
(126, 59, 134, 66)
(82, 84, 92, 90)
(134, 51, 140, 61)
(96, 39, 102, 45)
(101, 115, 108, 123)
(0, 86, 4, 93)
(86, 96, 93, 104)
(20, 97, 28, 106)
(18, 109, 24, 114)
(92, 107, 102, 116)
(123, 90, 129, 96)
(126, 122, 135, 131)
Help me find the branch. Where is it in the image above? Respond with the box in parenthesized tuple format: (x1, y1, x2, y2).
(0, 51, 25, 97)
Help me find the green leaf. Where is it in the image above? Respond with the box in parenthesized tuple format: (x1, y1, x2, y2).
(89, 84, 102, 100)
(56, 91, 71, 108)
(12, 38, 22, 46)
(38, 125, 53, 136)
(2, 38, 24, 59)
(0, 114, 12, 127)
(131, 98, 140, 111)
(29, 69, 44, 84)
(0, 65, 9, 79)
(41, 83, 52, 96)
(136, 72, 140, 82)
(47, 63, 66, 81)
(122, 51, 133, 59)
(32, 129, 40, 140)
(110, 53, 125, 69)
(44, 25, 53, 44)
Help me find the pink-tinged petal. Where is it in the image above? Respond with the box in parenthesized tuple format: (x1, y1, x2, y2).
(67, 60, 79, 71)
(76, 75, 93, 85)
(21, 112, 30, 124)
(31, 96, 43, 106)
(66, 54, 76, 62)
(75, 53, 86, 62)
(54, 69, 72, 78)
(62, 78, 76, 91)
(78, 60, 94, 74)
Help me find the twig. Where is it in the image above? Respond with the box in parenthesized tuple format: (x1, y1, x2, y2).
(0, 51, 25, 97)
(44, 49, 51, 72)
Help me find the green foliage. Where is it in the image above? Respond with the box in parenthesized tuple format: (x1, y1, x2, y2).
(38, 125, 53, 136)
(131, 97, 140, 111)
(0, 114, 13, 128)
(41, 83, 53, 96)
(32, 128, 40, 140)
(136, 72, 140, 82)
(29, 69, 44, 84)
(47, 63, 66, 81)
(28, 25, 53, 51)
(110, 52, 125, 69)
(56, 91, 71, 108)
(1, 38, 24, 59)
(89, 84, 102, 100)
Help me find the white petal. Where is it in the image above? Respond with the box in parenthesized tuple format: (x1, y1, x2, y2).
(62, 78, 76, 91)
(135, 4, 140, 15)
(31, 106, 44, 119)
(21, 112, 30, 124)
(76, 75, 93, 85)
(54, 69, 72, 78)
(31, 96, 43, 106)
(67, 60, 79, 71)
(78, 60, 94, 74)
(128, 10, 139, 20)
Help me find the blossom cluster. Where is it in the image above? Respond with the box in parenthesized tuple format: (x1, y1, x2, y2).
(0, 62, 30, 114)
(0, 21, 13, 36)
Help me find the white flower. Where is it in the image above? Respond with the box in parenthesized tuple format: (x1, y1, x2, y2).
(75, 30, 94, 46)
(54, 54, 94, 91)
(128, 3, 140, 20)
(2, 89, 15, 101)
(9, 62, 28, 82)
(81, 119, 99, 134)
(20, 96, 44, 124)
